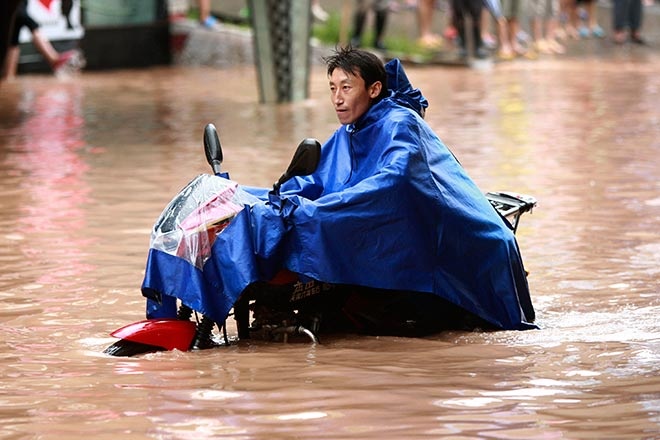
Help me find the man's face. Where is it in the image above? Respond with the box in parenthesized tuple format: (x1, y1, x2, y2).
(329, 68, 381, 125)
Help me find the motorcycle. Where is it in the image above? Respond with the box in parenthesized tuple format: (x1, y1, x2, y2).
(104, 124, 537, 357)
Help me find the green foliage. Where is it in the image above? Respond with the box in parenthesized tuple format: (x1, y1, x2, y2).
(312, 12, 342, 45)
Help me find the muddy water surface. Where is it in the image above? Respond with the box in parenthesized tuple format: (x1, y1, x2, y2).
(0, 50, 658, 439)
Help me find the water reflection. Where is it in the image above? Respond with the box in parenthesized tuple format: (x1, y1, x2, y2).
(1, 82, 94, 303)
(0, 52, 658, 438)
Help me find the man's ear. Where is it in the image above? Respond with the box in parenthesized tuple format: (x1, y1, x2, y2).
(368, 81, 382, 99)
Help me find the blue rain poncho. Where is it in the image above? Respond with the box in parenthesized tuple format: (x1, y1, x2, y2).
(142, 59, 536, 331)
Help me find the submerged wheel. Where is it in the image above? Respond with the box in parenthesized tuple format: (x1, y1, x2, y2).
(104, 339, 165, 357)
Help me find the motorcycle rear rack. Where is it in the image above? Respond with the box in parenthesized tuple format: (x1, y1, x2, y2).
(485, 191, 537, 233)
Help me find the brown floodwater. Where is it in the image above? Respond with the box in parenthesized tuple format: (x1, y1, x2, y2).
(1, 48, 659, 439)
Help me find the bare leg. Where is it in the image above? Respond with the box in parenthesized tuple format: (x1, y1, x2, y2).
(509, 18, 525, 54)
(199, 0, 210, 21)
(531, 16, 546, 52)
(33, 29, 82, 75)
(481, 7, 495, 46)
(562, 0, 579, 38)
(585, 0, 603, 36)
(2, 45, 19, 80)
(571, 2, 587, 36)
(31, 29, 60, 66)
(198, 0, 217, 27)
(586, 1, 596, 28)
(312, 0, 329, 22)
(418, 0, 441, 47)
(546, 17, 565, 53)
(497, 17, 514, 59)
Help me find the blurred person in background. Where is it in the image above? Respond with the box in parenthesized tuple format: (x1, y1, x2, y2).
(417, 0, 443, 48)
(528, 0, 566, 54)
(612, 0, 645, 44)
(197, 0, 218, 28)
(1, 0, 81, 81)
(452, 0, 488, 58)
(500, 0, 528, 56)
(313, 0, 330, 21)
(476, 0, 516, 60)
(557, 0, 578, 38)
(481, 7, 497, 49)
(572, 0, 604, 37)
(476, 0, 517, 60)
(350, 0, 390, 50)
(0, 0, 21, 75)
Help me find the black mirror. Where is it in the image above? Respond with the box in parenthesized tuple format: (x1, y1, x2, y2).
(274, 138, 321, 192)
(204, 123, 223, 175)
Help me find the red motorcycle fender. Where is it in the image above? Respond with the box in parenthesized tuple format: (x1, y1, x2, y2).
(110, 319, 197, 351)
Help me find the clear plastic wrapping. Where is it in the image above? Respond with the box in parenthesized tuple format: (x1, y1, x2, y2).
(149, 174, 260, 268)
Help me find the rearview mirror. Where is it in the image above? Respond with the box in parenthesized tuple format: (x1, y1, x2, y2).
(203, 123, 223, 175)
(274, 138, 321, 192)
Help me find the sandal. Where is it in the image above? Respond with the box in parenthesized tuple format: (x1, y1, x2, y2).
(591, 26, 605, 38)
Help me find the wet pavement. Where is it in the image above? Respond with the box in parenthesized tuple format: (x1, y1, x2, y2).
(0, 33, 659, 440)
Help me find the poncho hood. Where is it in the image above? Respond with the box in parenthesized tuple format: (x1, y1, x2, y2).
(383, 58, 428, 118)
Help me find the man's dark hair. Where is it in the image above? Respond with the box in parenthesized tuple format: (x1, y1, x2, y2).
(323, 46, 389, 101)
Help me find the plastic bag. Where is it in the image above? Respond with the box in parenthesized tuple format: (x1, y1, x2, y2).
(149, 174, 260, 268)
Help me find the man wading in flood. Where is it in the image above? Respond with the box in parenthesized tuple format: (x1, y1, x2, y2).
(144, 47, 537, 334)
